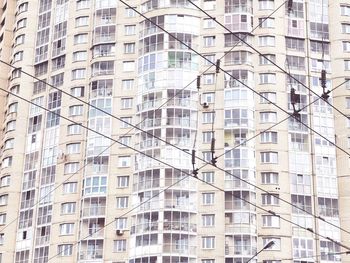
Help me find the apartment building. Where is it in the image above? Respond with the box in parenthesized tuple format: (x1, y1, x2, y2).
(0, 0, 349, 262)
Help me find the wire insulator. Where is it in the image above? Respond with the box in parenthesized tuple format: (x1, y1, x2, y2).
(191, 149, 196, 165)
(288, 0, 293, 11)
(321, 70, 327, 88)
(196, 76, 201, 89)
(215, 59, 221, 74)
(210, 137, 216, 153)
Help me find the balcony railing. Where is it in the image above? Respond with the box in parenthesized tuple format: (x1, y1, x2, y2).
(164, 199, 196, 211)
(82, 206, 106, 217)
(131, 222, 158, 234)
(163, 221, 197, 232)
(162, 243, 196, 255)
(79, 250, 103, 260)
(225, 245, 256, 256)
(133, 179, 160, 192)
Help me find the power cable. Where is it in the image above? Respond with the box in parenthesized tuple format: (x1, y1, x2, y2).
(186, 0, 348, 120)
(1, 82, 350, 261)
(0, 0, 289, 232)
(117, 0, 350, 235)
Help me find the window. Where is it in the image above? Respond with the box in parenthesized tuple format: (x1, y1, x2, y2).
(203, 73, 215, 85)
(13, 51, 23, 62)
(262, 237, 281, 250)
(64, 163, 79, 174)
(261, 172, 278, 184)
(320, 241, 341, 261)
(61, 202, 76, 214)
(291, 194, 312, 214)
(341, 5, 350, 16)
(58, 244, 73, 256)
(0, 233, 3, 245)
(2, 156, 13, 168)
(84, 176, 107, 195)
(202, 172, 214, 183)
(15, 34, 25, 46)
(203, 93, 215, 103)
(0, 176, 10, 187)
(17, 18, 27, 29)
(52, 57, 66, 71)
(116, 197, 128, 208)
(262, 193, 280, 205)
(60, 223, 74, 235)
(117, 176, 129, 188)
(260, 92, 276, 103)
(124, 43, 135, 54)
(286, 37, 304, 51)
(70, 86, 84, 97)
(202, 260, 215, 263)
(260, 112, 277, 123)
(259, 17, 274, 28)
(66, 143, 80, 154)
(116, 218, 127, 230)
(125, 7, 136, 17)
(293, 238, 313, 258)
(63, 182, 77, 194)
(67, 124, 82, 135)
(318, 197, 339, 217)
(261, 152, 278, 164)
(204, 54, 215, 65)
(124, 25, 136, 35)
(203, 132, 213, 143)
(73, 51, 87, 62)
(0, 195, 8, 206)
(287, 55, 305, 70)
(259, 73, 276, 84)
(119, 136, 131, 147)
(202, 236, 215, 249)
(259, 0, 274, 10)
(74, 33, 88, 44)
(262, 215, 280, 227)
(0, 214, 6, 225)
(203, 151, 212, 162)
(6, 120, 16, 132)
(202, 214, 215, 227)
(122, 79, 134, 90)
(120, 117, 132, 128)
(204, 36, 215, 47)
(121, 98, 133, 109)
(203, 112, 215, 124)
(12, 68, 21, 79)
(118, 156, 131, 167)
(343, 41, 350, 52)
(202, 193, 214, 205)
(8, 102, 18, 114)
(259, 54, 276, 65)
(69, 105, 83, 116)
(203, 18, 215, 29)
(114, 240, 127, 252)
(310, 40, 329, 54)
(72, 68, 86, 79)
(342, 23, 350, 34)
(76, 0, 90, 9)
(75, 16, 89, 27)
(347, 97, 350, 109)
(123, 61, 135, 71)
(4, 139, 14, 150)
(259, 36, 275, 46)
(261, 132, 277, 143)
(11, 85, 20, 95)
(345, 60, 350, 71)
(17, 2, 28, 13)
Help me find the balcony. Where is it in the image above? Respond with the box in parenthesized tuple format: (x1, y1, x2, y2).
(164, 199, 196, 211)
(137, 99, 163, 112)
(137, 138, 161, 150)
(139, 118, 161, 129)
(163, 243, 196, 255)
(79, 250, 103, 260)
(82, 206, 106, 217)
(167, 98, 196, 108)
(166, 137, 192, 147)
(131, 222, 158, 234)
(166, 117, 196, 128)
(133, 179, 160, 192)
(225, 245, 256, 256)
(225, 224, 256, 234)
(93, 33, 116, 45)
(163, 221, 197, 233)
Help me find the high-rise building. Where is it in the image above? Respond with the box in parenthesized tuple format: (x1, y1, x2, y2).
(0, 0, 349, 262)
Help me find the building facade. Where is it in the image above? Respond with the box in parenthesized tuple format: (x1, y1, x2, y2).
(0, 0, 349, 262)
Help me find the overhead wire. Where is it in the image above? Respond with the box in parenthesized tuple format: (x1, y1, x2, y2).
(2, 79, 350, 261)
(117, 0, 350, 236)
(0, 0, 289, 233)
(1, 0, 349, 240)
(186, 0, 348, 119)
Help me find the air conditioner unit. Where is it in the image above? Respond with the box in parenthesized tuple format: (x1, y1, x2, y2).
(116, 230, 124, 236)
